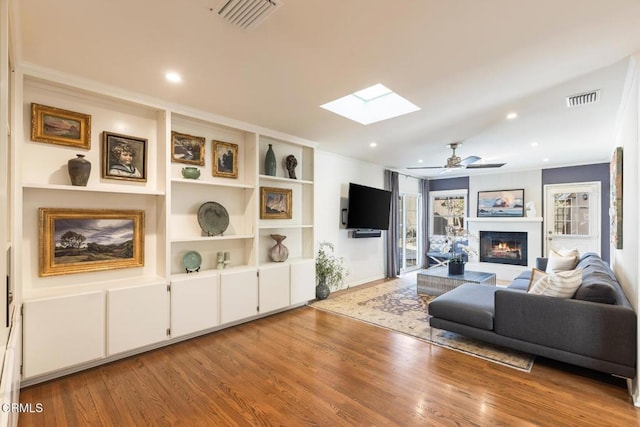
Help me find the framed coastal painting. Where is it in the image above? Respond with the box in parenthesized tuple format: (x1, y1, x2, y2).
(212, 140, 238, 178)
(477, 189, 525, 217)
(102, 131, 148, 182)
(39, 208, 145, 276)
(31, 103, 91, 149)
(171, 131, 205, 166)
(260, 187, 292, 219)
(610, 147, 623, 249)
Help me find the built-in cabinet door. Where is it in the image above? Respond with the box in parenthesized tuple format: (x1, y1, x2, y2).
(220, 269, 258, 324)
(259, 264, 290, 313)
(23, 291, 105, 378)
(290, 259, 315, 305)
(170, 274, 220, 337)
(107, 283, 169, 356)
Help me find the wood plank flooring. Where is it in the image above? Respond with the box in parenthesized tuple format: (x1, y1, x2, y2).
(19, 306, 640, 426)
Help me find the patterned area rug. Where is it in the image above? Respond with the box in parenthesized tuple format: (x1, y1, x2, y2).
(310, 276, 534, 372)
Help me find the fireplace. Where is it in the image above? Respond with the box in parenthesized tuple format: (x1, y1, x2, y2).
(479, 231, 528, 266)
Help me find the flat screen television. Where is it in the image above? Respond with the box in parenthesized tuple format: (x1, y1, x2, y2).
(346, 183, 392, 230)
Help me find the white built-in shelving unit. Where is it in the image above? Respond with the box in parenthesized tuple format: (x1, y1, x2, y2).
(13, 66, 316, 384)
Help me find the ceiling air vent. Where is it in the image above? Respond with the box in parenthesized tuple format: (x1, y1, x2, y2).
(566, 90, 600, 108)
(217, 0, 283, 30)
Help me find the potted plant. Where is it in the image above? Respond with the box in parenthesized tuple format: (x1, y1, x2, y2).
(315, 241, 348, 299)
(443, 225, 477, 275)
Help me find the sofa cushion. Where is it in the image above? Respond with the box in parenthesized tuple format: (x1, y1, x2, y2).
(528, 268, 583, 298)
(545, 250, 578, 273)
(527, 268, 548, 291)
(428, 283, 499, 331)
(574, 271, 617, 304)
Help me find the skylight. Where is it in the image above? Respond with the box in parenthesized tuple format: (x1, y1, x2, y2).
(321, 83, 420, 125)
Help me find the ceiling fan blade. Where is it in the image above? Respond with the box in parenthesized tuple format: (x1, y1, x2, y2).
(406, 166, 446, 169)
(460, 155, 481, 166)
(466, 163, 506, 169)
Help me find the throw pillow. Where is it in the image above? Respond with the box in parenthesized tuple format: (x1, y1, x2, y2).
(528, 268, 583, 298)
(527, 268, 548, 291)
(545, 249, 578, 273)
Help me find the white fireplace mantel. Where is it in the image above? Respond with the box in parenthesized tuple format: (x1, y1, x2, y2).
(465, 216, 544, 281)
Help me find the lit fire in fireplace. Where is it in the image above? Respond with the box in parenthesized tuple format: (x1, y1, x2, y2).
(479, 231, 528, 266)
(489, 242, 522, 259)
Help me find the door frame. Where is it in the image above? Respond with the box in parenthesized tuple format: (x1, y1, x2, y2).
(543, 181, 601, 256)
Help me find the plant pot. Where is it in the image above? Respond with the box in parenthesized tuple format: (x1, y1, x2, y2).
(316, 277, 331, 300)
(448, 260, 465, 275)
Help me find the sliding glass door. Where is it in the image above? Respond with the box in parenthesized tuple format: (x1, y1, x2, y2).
(398, 193, 422, 272)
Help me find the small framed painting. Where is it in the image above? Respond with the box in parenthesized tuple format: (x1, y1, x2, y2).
(39, 208, 145, 276)
(102, 131, 147, 182)
(212, 140, 238, 178)
(171, 131, 205, 165)
(260, 187, 292, 219)
(31, 103, 91, 149)
(477, 189, 525, 217)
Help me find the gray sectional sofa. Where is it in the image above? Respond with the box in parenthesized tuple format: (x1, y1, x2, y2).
(428, 253, 637, 378)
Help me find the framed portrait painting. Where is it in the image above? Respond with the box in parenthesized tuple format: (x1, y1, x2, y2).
(477, 189, 525, 217)
(610, 147, 623, 249)
(39, 208, 145, 276)
(31, 103, 91, 149)
(102, 131, 148, 182)
(212, 141, 238, 178)
(260, 187, 292, 219)
(171, 131, 205, 165)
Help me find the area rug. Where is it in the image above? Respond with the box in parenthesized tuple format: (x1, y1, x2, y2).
(310, 276, 534, 372)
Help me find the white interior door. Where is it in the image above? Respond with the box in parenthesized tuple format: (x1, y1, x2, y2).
(544, 182, 601, 256)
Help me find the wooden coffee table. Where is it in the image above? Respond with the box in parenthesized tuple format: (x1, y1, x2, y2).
(417, 266, 496, 296)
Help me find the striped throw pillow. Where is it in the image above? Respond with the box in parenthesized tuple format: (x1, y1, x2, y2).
(528, 268, 583, 298)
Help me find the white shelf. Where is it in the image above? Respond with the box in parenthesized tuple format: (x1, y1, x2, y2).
(171, 178, 254, 189)
(259, 175, 313, 185)
(22, 275, 167, 300)
(170, 264, 255, 281)
(260, 257, 314, 267)
(466, 216, 543, 223)
(259, 224, 313, 229)
(23, 183, 165, 196)
(171, 234, 254, 243)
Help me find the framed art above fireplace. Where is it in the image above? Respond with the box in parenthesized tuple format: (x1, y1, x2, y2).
(477, 189, 525, 218)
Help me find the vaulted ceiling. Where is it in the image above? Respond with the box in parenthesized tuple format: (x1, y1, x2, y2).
(14, 0, 640, 177)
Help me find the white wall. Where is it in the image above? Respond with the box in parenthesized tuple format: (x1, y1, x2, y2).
(315, 150, 386, 287)
(468, 170, 542, 218)
(611, 55, 639, 405)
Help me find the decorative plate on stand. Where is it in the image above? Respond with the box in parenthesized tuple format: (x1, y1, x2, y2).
(197, 201, 229, 236)
(182, 251, 202, 273)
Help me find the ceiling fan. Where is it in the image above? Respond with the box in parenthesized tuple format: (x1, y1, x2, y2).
(407, 142, 505, 170)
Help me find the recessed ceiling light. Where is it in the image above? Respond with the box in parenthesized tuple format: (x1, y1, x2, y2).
(320, 83, 421, 125)
(543, 158, 550, 162)
(530, 142, 539, 147)
(418, 159, 423, 163)
(369, 142, 377, 148)
(165, 72, 182, 83)
(506, 112, 518, 120)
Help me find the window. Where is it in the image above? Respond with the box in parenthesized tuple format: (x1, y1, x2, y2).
(429, 190, 467, 237)
(398, 193, 422, 272)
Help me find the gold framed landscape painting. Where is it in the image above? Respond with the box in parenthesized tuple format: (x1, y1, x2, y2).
(31, 103, 92, 149)
(260, 187, 292, 219)
(39, 208, 145, 276)
(212, 140, 238, 178)
(171, 131, 205, 166)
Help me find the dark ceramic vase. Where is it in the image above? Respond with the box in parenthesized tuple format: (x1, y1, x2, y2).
(265, 144, 276, 176)
(68, 154, 91, 186)
(315, 277, 330, 300)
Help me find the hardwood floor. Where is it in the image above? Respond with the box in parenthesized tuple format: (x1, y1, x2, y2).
(19, 306, 640, 426)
